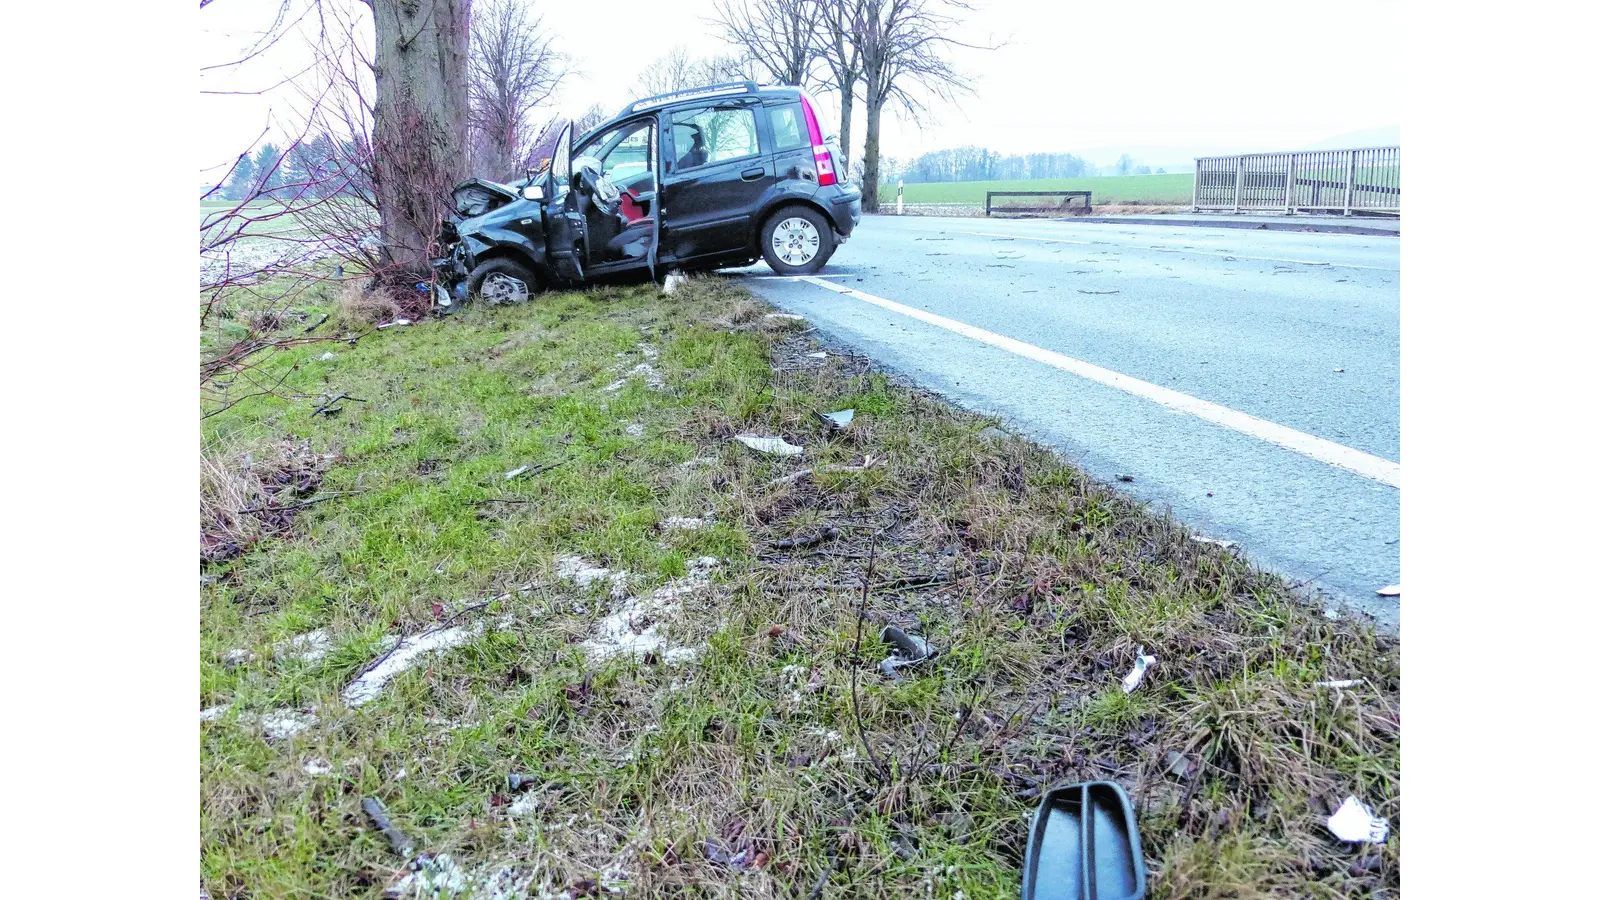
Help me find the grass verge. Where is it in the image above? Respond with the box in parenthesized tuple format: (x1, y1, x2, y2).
(201, 277, 1398, 899)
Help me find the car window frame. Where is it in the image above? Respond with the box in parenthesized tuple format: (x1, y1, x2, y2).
(575, 116, 656, 182)
(666, 101, 763, 175)
(764, 100, 810, 154)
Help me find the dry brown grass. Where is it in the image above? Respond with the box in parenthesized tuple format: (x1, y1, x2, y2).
(199, 439, 330, 563)
(336, 280, 401, 325)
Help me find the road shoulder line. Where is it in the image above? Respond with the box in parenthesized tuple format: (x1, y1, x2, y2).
(795, 276, 1401, 488)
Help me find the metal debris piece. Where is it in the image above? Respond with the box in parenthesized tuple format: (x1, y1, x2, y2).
(1120, 647, 1158, 693)
(735, 434, 804, 456)
(815, 408, 855, 430)
(1376, 584, 1400, 597)
(1115, 474, 1135, 483)
(362, 797, 416, 858)
(879, 625, 937, 679)
(1327, 796, 1389, 844)
(507, 773, 537, 792)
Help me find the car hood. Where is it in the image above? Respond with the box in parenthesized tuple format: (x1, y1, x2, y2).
(452, 178, 522, 219)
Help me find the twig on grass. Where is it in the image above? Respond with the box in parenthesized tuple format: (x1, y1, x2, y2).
(848, 539, 889, 786)
(361, 797, 415, 859)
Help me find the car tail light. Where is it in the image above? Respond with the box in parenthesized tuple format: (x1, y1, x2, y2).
(799, 94, 837, 186)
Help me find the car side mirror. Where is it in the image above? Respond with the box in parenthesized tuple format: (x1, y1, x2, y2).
(522, 184, 544, 201)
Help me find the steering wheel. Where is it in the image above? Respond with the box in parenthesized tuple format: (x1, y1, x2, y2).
(577, 162, 621, 216)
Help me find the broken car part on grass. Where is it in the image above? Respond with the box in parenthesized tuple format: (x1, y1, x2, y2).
(1023, 781, 1147, 900)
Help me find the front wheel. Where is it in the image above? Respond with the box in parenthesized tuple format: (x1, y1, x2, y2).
(467, 257, 539, 306)
(760, 206, 835, 276)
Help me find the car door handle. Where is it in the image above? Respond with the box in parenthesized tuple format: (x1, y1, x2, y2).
(740, 166, 766, 181)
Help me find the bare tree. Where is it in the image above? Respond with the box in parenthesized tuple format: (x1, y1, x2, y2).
(848, 0, 981, 212)
(711, 0, 817, 86)
(574, 102, 609, 136)
(814, 0, 865, 165)
(635, 45, 756, 96)
(469, 0, 567, 180)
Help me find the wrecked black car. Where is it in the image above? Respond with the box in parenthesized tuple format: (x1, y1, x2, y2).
(434, 81, 862, 309)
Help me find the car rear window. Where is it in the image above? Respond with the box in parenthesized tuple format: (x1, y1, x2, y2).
(767, 102, 809, 152)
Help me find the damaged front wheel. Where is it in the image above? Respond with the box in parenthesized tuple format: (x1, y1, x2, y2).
(467, 258, 538, 306)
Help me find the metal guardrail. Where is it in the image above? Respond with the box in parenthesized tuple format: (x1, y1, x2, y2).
(985, 190, 1093, 216)
(1193, 147, 1399, 215)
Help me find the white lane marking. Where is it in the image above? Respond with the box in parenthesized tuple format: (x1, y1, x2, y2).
(744, 273, 851, 280)
(795, 276, 1400, 488)
(960, 230, 1398, 272)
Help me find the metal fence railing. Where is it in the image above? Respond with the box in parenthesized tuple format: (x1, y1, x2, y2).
(1193, 147, 1399, 215)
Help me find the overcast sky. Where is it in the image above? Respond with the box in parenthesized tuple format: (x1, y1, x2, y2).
(199, 0, 1400, 178)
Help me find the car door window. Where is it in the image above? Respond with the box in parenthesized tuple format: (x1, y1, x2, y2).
(767, 102, 810, 152)
(670, 106, 760, 171)
(575, 120, 653, 181)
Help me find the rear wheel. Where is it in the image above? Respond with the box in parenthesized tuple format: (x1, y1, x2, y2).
(760, 206, 835, 275)
(467, 257, 539, 305)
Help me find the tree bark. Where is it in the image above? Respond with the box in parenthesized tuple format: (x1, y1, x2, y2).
(838, 89, 853, 175)
(371, 0, 472, 274)
(861, 98, 882, 213)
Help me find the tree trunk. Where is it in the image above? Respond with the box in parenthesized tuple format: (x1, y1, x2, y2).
(861, 98, 882, 213)
(837, 87, 853, 176)
(372, 0, 472, 275)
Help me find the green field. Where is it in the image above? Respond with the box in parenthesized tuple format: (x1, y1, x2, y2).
(884, 173, 1194, 207)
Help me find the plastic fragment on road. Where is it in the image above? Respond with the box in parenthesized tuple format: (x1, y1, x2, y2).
(1121, 647, 1158, 693)
(1192, 536, 1236, 549)
(1327, 796, 1389, 844)
(735, 434, 804, 456)
(663, 271, 686, 294)
(376, 318, 413, 329)
(816, 408, 855, 430)
(807, 351, 828, 359)
(1376, 584, 1400, 597)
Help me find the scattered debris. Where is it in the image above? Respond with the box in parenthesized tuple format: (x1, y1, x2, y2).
(1327, 796, 1389, 844)
(821, 454, 879, 474)
(1376, 584, 1400, 597)
(1334, 367, 1346, 373)
(1316, 679, 1364, 689)
(879, 625, 937, 679)
(624, 423, 645, 437)
(815, 408, 855, 430)
(765, 468, 814, 487)
(303, 758, 333, 776)
(1192, 535, 1236, 549)
(505, 465, 533, 480)
(342, 622, 488, 707)
(199, 706, 226, 722)
(806, 351, 828, 359)
(764, 312, 806, 322)
(1115, 474, 1135, 483)
(1120, 647, 1157, 693)
(735, 434, 804, 456)
(773, 527, 839, 550)
(659, 516, 706, 532)
(704, 839, 751, 871)
(579, 557, 721, 662)
(507, 773, 538, 792)
(1164, 751, 1193, 779)
(1077, 290, 1120, 295)
(363, 796, 416, 858)
(662, 271, 687, 294)
(221, 648, 254, 668)
(376, 318, 413, 329)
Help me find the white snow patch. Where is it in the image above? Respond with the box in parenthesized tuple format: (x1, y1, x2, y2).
(602, 361, 664, 393)
(579, 557, 720, 662)
(765, 313, 806, 322)
(275, 629, 332, 662)
(678, 456, 717, 470)
(554, 554, 631, 598)
(637, 342, 659, 361)
(508, 792, 541, 817)
(624, 423, 645, 437)
(260, 708, 318, 739)
(386, 854, 532, 900)
(659, 516, 705, 532)
(341, 624, 485, 707)
(199, 706, 227, 722)
(303, 758, 333, 776)
(222, 648, 254, 667)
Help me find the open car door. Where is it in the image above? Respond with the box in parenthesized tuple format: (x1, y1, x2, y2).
(543, 123, 588, 283)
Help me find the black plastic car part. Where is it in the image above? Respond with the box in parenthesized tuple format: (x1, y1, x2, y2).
(1022, 781, 1146, 900)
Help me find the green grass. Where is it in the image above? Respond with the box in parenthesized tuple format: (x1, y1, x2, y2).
(884, 173, 1194, 207)
(200, 279, 1399, 898)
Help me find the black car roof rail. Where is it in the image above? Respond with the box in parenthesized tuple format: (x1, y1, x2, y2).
(622, 81, 760, 115)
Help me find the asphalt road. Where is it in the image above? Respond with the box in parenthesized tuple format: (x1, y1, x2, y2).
(734, 215, 1400, 628)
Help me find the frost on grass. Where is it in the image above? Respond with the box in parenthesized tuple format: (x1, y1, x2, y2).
(580, 557, 720, 663)
(274, 629, 332, 662)
(659, 516, 706, 532)
(260, 709, 318, 739)
(341, 624, 485, 707)
(385, 855, 533, 900)
(554, 554, 630, 598)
